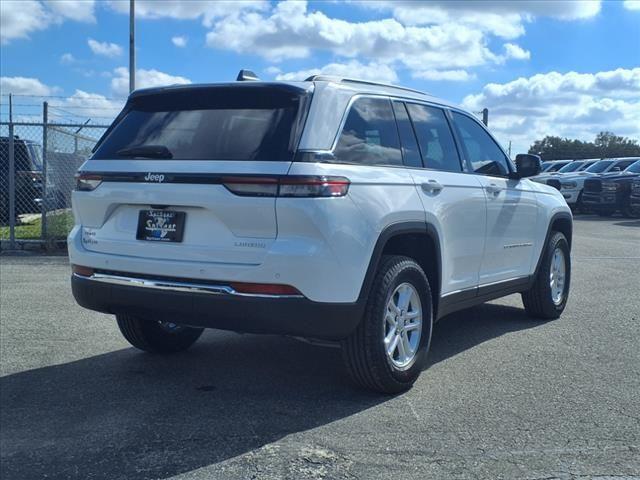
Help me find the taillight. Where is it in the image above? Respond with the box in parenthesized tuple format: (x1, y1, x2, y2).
(230, 282, 302, 296)
(221, 176, 350, 198)
(76, 173, 103, 191)
(221, 176, 279, 197)
(72, 264, 94, 277)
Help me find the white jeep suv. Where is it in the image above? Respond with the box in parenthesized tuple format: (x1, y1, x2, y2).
(69, 74, 572, 393)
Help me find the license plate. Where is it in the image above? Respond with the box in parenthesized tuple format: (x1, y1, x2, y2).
(136, 210, 186, 242)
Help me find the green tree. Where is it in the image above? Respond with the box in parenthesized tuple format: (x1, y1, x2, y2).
(528, 132, 640, 160)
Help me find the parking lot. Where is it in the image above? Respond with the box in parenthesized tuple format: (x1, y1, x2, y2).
(0, 215, 638, 480)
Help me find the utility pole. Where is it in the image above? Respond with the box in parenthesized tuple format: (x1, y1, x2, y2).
(129, 0, 135, 93)
(482, 108, 489, 127)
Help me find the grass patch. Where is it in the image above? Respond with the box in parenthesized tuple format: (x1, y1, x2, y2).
(0, 210, 73, 240)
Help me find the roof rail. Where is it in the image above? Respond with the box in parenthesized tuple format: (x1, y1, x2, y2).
(304, 75, 431, 97)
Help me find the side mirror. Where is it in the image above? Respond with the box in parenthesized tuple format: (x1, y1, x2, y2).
(512, 153, 542, 179)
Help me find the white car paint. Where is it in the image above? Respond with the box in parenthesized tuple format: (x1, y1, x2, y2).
(68, 78, 571, 307)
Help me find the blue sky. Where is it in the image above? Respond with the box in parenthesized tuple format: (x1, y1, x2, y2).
(1, 0, 639, 153)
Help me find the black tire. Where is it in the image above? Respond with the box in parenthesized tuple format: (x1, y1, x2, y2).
(621, 203, 639, 218)
(116, 314, 204, 353)
(521, 232, 571, 320)
(342, 255, 433, 394)
(574, 192, 584, 214)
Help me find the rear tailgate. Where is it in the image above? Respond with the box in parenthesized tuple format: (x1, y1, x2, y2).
(73, 83, 311, 266)
(74, 160, 290, 265)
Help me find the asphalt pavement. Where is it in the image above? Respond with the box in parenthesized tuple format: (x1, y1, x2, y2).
(1, 215, 639, 480)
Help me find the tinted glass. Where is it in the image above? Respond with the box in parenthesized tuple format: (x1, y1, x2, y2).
(451, 112, 509, 176)
(406, 104, 461, 172)
(615, 160, 636, 171)
(547, 162, 569, 172)
(391, 101, 422, 168)
(578, 161, 596, 170)
(93, 87, 304, 161)
(0, 141, 32, 171)
(586, 160, 613, 173)
(625, 161, 640, 173)
(334, 97, 402, 166)
(557, 161, 583, 173)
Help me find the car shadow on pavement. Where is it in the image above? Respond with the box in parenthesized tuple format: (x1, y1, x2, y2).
(1, 302, 540, 480)
(428, 302, 540, 368)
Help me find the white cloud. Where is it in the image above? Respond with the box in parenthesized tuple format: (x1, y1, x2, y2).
(503, 43, 531, 61)
(0, 0, 49, 44)
(171, 36, 188, 47)
(623, 0, 640, 10)
(412, 70, 475, 82)
(357, 1, 601, 38)
(462, 68, 640, 153)
(88, 38, 123, 57)
(57, 90, 124, 122)
(0, 76, 58, 96)
(107, 0, 268, 27)
(275, 60, 398, 83)
(1, 0, 95, 44)
(60, 53, 76, 64)
(205, 1, 502, 72)
(111, 67, 192, 96)
(264, 66, 282, 76)
(44, 0, 95, 22)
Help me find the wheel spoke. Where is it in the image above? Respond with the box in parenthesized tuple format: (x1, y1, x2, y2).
(396, 333, 408, 359)
(405, 310, 421, 320)
(397, 285, 412, 311)
(387, 334, 400, 357)
(403, 332, 414, 354)
(404, 321, 421, 332)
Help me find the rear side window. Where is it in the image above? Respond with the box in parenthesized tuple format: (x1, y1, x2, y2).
(451, 112, 510, 176)
(406, 104, 461, 172)
(616, 160, 636, 170)
(92, 87, 306, 161)
(334, 97, 402, 166)
(391, 101, 422, 168)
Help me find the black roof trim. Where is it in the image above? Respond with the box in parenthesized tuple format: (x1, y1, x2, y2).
(129, 82, 312, 100)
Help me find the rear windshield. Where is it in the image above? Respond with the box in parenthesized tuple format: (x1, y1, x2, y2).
(92, 86, 308, 161)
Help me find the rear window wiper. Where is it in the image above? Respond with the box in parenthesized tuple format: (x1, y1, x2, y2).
(116, 145, 173, 159)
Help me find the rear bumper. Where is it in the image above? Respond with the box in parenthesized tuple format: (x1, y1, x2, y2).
(71, 272, 363, 340)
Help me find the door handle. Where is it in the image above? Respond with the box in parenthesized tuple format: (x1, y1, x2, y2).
(421, 180, 443, 193)
(485, 183, 503, 195)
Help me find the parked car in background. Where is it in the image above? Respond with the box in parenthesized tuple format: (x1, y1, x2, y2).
(69, 74, 572, 393)
(582, 160, 640, 217)
(547, 157, 640, 212)
(531, 159, 599, 184)
(630, 178, 640, 214)
(540, 160, 572, 174)
(1, 136, 42, 223)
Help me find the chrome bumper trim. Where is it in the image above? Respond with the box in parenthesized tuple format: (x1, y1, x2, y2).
(73, 272, 304, 299)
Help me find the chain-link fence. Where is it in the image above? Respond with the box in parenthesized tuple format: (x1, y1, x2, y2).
(0, 102, 109, 249)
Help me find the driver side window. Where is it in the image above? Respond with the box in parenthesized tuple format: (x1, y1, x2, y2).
(451, 112, 510, 177)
